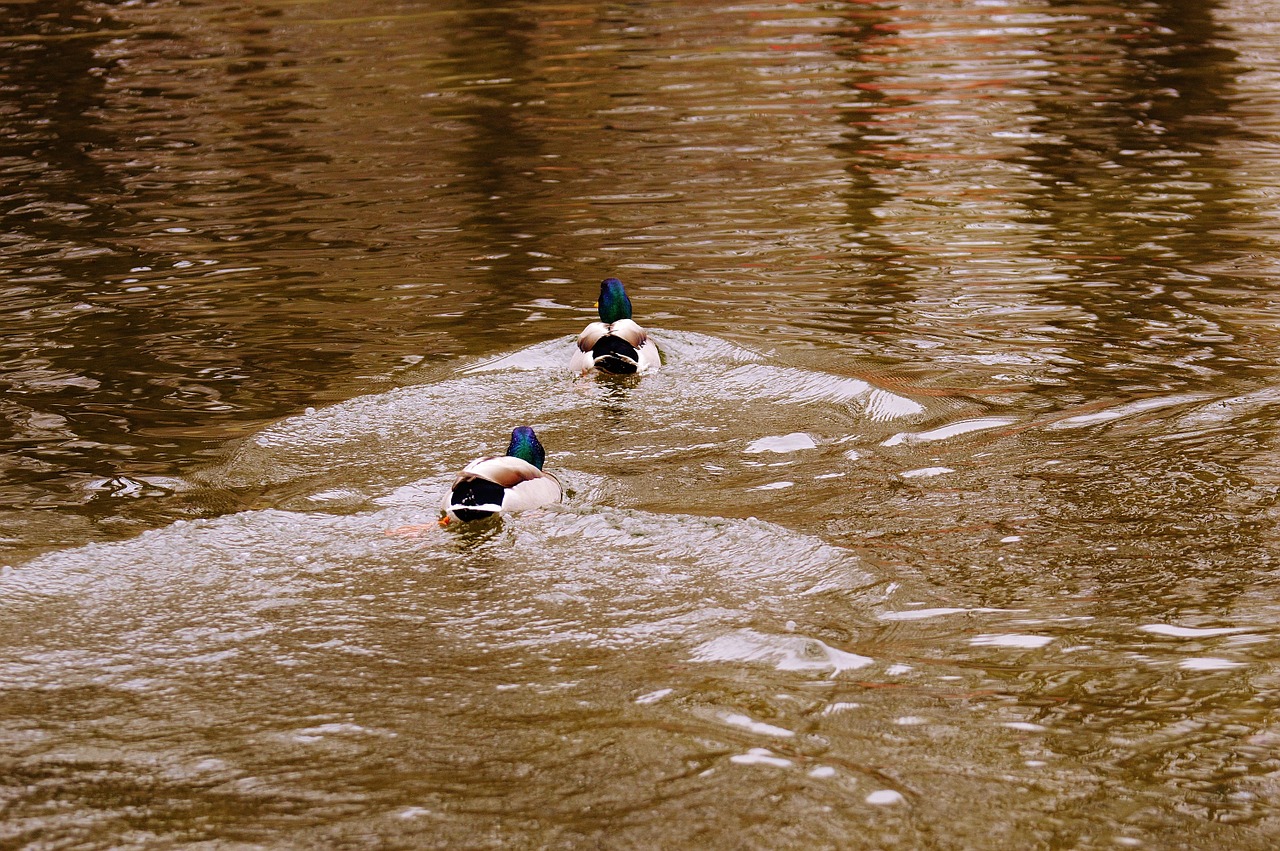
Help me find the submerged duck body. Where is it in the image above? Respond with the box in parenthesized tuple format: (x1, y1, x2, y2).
(442, 426, 563, 523)
(570, 277, 661, 376)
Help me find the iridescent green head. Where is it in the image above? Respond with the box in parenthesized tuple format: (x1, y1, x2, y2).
(506, 426, 546, 470)
(597, 277, 633, 324)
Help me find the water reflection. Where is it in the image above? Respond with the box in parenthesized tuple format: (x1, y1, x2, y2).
(0, 2, 167, 550)
(829, 0, 1256, 392)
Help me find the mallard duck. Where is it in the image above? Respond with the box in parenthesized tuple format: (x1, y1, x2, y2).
(570, 277, 661, 375)
(441, 426, 563, 523)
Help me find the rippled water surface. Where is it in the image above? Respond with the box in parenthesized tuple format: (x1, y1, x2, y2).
(5, 0, 1280, 847)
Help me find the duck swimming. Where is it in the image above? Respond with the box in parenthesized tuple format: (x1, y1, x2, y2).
(570, 277, 662, 375)
(442, 426, 563, 523)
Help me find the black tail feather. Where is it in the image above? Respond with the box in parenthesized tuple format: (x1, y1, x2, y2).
(591, 335, 640, 375)
(449, 477, 505, 521)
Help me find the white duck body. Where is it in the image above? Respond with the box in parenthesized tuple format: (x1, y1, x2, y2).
(571, 317, 661, 375)
(442, 455, 563, 522)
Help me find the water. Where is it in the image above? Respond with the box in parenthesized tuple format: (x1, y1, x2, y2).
(4, 0, 1280, 847)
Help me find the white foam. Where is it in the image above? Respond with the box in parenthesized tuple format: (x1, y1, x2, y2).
(882, 417, 1016, 447)
(730, 748, 793, 768)
(1140, 624, 1252, 638)
(745, 433, 817, 453)
(865, 388, 927, 421)
(899, 466, 954, 479)
(1046, 393, 1214, 429)
(635, 688, 674, 704)
(721, 714, 795, 738)
(307, 489, 362, 502)
(693, 629, 873, 674)
(866, 790, 905, 805)
(1178, 657, 1245, 671)
(879, 607, 1015, 621)
(970, 634, 1053, 649)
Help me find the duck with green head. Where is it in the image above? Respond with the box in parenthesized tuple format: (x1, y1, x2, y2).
(570, 277, 661, 375)
(441, 426, 563, 523)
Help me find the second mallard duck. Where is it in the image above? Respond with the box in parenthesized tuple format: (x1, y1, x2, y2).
(570, 277, 661, 375)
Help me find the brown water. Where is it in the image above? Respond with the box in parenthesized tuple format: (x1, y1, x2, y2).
(4, 0, 1280, 847)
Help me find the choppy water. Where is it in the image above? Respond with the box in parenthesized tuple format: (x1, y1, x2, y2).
(5, 0, 1280, 847)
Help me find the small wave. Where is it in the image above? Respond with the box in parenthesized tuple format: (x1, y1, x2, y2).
(0, 506, 873, 691)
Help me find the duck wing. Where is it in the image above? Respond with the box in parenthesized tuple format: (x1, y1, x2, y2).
(458, 456, 545, 488)
(576, 321, 611, 353)
(502, 469, 563, 512)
